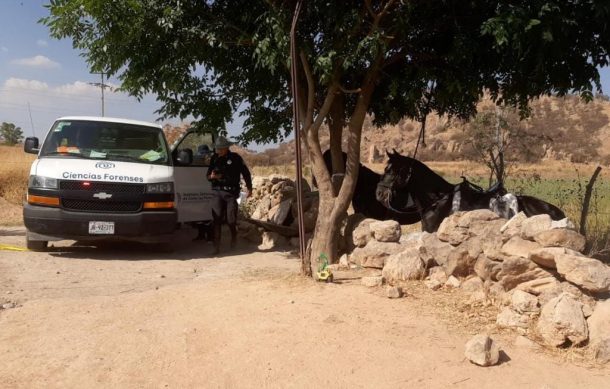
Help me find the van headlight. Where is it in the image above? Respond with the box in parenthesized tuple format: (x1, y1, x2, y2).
(28, 175, 58, 189)
(146, 182, 174, 193)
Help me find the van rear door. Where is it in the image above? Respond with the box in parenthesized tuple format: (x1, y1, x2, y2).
(171, 130, 215, 223)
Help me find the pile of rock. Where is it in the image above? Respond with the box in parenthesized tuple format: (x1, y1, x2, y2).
(345, 209, 610, 363)
(238, 175, 318, 250)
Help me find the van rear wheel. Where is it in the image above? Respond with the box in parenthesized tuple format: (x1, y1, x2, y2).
(26, 238, 48, 252)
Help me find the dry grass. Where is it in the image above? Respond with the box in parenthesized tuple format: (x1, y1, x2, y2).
(0, 145, 33, 205)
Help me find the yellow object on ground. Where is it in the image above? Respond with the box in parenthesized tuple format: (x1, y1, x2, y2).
(0, 244, 28, 252)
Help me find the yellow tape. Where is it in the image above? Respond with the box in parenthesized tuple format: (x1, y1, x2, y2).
(0, 244, 28, 252)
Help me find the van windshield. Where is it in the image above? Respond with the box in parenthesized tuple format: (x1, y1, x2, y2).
(40, 120, 169, 165)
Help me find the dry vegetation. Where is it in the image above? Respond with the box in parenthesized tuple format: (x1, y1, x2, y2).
(0, 145, 32, 205)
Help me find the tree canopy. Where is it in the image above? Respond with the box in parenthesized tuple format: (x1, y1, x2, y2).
(42, 1, 610, 145)
(0, 122, 24, 146)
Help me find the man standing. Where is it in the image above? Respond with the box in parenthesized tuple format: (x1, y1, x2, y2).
(207, 135, 252, 254)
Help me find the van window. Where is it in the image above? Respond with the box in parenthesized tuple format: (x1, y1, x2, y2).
(175, 132, 214, 166)
(40, 120, 169, 165)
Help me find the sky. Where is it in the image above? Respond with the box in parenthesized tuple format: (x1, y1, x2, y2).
(0, 0, 252, 146)
(1, 1, 610, 149)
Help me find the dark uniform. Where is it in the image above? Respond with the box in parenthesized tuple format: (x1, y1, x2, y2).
(207, 150, 252, 253)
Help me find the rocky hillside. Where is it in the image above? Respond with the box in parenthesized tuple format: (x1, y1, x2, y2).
(253, 95, 610, 165)
(164, 95, 610, 166)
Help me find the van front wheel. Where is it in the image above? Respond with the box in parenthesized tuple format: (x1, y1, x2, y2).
(26, 238, 48, 252)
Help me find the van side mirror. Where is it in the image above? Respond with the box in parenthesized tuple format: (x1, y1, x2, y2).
(176, 149, 193, 165)
(24, 137, 40, 154)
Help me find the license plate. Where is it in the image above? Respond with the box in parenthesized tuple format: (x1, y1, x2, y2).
(88, 221, 115, 235)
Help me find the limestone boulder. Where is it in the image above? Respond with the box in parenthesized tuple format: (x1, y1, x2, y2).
(514, 277, 561, 296)
(528, 247, 583, 269)
(444, 246, 477, 277)
(587, 300, 610, 347)
(468, 218, 506, 238)
(462, 276, 485, 294)
(428, 266, 448, 284)
(420, 232, 453, 267)
(511, 290, 539, 314)
(386, 285, 403, 299)
(536, 293, 588, 347)
(520, 214, 552, 240)
(501, 236, 541, 259)
(474, 255, 502, 281)
(370, 220, 401, 242)
(382, 247, 426, 284)
(496, 256, 552, 291)
(258, 231, 286, 250)
(500, 212, 527, 237)
(464, 334, 501, 367)
(555, 254, 610, 293)
(351, 240, 404, 268)
(437, 213, 469, 245)
(267, 200, 292, 225)
(352, 218, 376, 248)
(497, 307, 531, 329)
(533, 229, 586, 252)
(457, 209, 500, 228)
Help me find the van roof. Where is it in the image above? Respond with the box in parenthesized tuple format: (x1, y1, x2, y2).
(55, 116, 162, 129)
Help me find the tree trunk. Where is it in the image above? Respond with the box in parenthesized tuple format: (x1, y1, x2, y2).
(308, 196, 340, 273)
(329, 93, 345, 195)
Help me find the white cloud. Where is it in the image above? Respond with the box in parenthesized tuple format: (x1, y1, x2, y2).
(1, 46, 7, 53)
(36, 39, 48, 47)
(4, 77, 49, 91)
(11, 55, 60, 69)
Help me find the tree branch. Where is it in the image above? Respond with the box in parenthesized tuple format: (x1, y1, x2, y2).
(299, 50, 315, 129)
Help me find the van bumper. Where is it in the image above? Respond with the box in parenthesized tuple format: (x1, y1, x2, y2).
(23, 204, 177, 243)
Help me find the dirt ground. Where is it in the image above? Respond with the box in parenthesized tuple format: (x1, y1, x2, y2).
(0, 225, 609, 389)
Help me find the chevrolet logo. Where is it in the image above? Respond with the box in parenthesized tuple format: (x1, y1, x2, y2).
(93, 192, 113, 200)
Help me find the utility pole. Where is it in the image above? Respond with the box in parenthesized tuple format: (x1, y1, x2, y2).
(89, 72, 112, 116)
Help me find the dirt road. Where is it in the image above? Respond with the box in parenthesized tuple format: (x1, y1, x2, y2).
(0, 226, 608, 388)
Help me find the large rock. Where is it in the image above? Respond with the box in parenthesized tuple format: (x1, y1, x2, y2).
(444, 246, 477, 277)
(528, 247, 583, 269)
(468, 218, 506, 238)
(251, 195, 272, 220)
(501, 236, 541, 259)
(464, 334, 501, 367)
(351, 240, 403, 268)
(537, 293, 588, 347)
(370, 220, 401, 242)
(593, 339, 610, 364)
(496, 257, 552, 291)
(555, 254, 610, 293)
(533, 229, 586, 252)
(474, 255, 502, 281)
(352, 218, 376, 248)
(382, 247, 426, 284)
(497, 307, 531, 329)
(420, 232, 453, 267)
(428, 266, 448, 284)
(437, 213, 469, 245)
(457, 209, 500, 228)
(520, 214, 552, 240)
(511, 290, 539, 314)
(481, 234, 509, 261)
(514, 277, 560, 296)
(462, 276, 485, 293)
(587, 300, 610, 347)
(258, 231, 286, 250)
(267, 200, 292, 225)
(500, 212, 527, 237)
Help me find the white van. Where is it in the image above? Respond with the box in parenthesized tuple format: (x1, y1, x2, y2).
(23, 116, 217, 251)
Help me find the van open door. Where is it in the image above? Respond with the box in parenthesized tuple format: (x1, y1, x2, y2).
(171, 130, 215, 223)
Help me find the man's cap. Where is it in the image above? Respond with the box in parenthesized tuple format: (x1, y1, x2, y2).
(214, 135, 233, 149)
